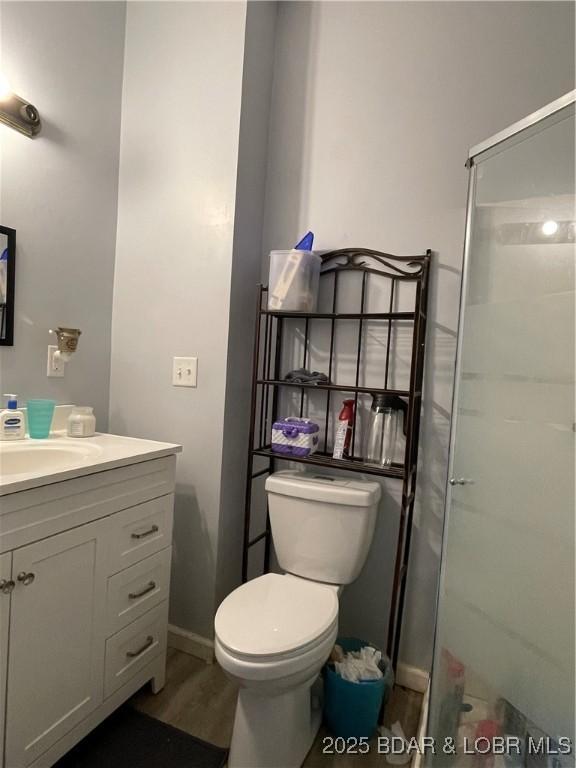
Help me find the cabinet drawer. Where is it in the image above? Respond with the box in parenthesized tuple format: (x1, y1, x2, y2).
(104, 601, 168, 698)
(109, 495, 173, 573)
(1, 456, 176, 554)
(106, 547, 172, 636)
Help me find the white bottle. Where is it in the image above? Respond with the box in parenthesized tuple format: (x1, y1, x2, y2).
(0, 394, 26, 440)
(67, 406, 96, 438)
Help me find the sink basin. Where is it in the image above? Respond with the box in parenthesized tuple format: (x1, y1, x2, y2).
(0, 431, 181, 495)
(0, 441, 103, 479)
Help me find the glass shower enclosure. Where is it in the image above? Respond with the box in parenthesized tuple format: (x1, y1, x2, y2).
(427, 92, 575, 767)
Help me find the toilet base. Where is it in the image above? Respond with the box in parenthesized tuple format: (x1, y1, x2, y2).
(228, 677, 322, 768)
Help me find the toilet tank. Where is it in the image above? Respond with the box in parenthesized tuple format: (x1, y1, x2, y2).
(265, 471, 381, 585)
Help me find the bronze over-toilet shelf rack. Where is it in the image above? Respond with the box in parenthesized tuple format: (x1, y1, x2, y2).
(241, 248, 431, 668)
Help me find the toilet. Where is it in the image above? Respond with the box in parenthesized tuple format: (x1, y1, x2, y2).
(215, 470, 381, 768)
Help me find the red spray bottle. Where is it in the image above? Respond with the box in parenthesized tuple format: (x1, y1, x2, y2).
(333, 399, 355, 459)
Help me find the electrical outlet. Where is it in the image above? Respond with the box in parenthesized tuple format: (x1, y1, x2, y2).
(172, 357, 197, 387)
(47, 345, 65, 377)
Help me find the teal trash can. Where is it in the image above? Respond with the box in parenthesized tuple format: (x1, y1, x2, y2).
(323, 637, 394, 740)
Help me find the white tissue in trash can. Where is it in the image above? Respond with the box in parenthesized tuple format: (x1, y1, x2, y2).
(334, 646, 383, 683)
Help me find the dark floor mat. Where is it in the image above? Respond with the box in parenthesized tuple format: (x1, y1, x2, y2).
(54, 706, 228, 768)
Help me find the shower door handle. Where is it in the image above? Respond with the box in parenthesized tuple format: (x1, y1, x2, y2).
(449, 477, 474, 486)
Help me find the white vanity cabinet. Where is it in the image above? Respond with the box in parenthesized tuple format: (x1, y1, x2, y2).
(0, 452, 177, 768)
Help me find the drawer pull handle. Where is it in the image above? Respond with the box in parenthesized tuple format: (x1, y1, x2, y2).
(128, 581, 157, 600)
(126, 635, 155, 658)
(131, 525, 159, 540)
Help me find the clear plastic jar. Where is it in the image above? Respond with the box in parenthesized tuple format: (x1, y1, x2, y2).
(67, 406, 96, 438)
(267, 250, 321, 312)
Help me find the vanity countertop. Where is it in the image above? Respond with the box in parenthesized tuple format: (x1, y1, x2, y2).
(0, 432, 182, 496)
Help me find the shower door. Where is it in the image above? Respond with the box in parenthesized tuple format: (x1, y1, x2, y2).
(428, 93, 575, 767)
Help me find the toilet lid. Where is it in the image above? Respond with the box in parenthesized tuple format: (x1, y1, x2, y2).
(215, 573, 338, 658)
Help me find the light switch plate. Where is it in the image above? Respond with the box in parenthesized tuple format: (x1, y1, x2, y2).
(172, 357, 197, 387)
(47, 345, 65, 377)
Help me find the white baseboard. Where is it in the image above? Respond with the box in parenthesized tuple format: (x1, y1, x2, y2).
(396, 662, 429, 694)
(168, 624, 215, 664)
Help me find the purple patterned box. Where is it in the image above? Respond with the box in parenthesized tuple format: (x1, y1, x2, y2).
(271, 417, 320, 457)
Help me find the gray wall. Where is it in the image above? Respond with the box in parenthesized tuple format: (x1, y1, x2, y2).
(0, 1, 125, 427)
(216, 2, 278, 607)
(262, 0, 575, 670)
(109, 1, 249, 639)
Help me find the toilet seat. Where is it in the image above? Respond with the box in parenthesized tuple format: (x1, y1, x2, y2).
(215, 573, 339, 661)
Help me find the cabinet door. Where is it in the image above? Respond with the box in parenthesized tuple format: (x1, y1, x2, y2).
(0, 552, 13, 768)
(5, 519, 107, 768)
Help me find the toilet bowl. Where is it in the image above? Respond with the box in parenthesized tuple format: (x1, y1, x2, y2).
(215, 573, 339, 768)
(215, 471, 381, 768)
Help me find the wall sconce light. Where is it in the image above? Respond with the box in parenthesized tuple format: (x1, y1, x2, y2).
(0, 73, 41, 138)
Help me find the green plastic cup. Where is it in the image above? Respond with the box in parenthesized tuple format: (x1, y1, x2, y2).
(27, 399, 56, 439)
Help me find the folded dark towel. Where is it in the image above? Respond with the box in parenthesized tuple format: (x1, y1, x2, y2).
(284, 368, 329, 385)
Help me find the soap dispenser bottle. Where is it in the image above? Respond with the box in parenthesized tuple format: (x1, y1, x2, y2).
(0, 394, 26, 440)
